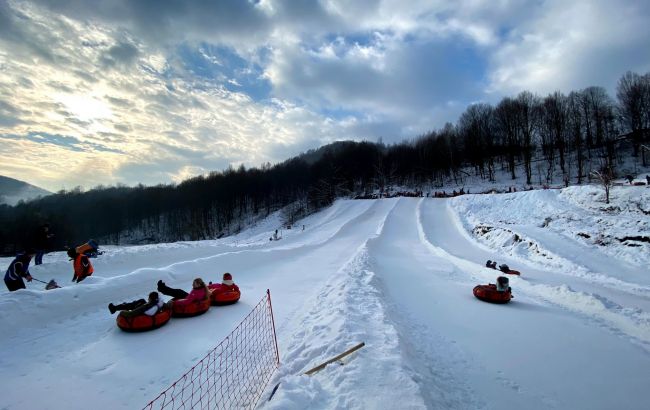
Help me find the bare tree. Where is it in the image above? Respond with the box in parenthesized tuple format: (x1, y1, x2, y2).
(591, 166, 614, 204)
(567, 91, 585, 183)
(458, 103, 494, 179)
(516, 91, 539, 185)
(536, 92, 568, 183)
(494, 98, 520, 180)
(617, 71, 649, 163)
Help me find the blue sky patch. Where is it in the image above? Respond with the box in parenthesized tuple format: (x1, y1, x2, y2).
(177, 43, 271, 101)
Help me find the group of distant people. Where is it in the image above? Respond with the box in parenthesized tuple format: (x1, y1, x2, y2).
(108, 273, 239, 318)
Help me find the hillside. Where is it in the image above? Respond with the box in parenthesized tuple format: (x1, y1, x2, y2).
(0, 183, 648, 409)
(0, 175, 50, 206)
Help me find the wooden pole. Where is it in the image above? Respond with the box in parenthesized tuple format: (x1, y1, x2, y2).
(304, 342, 365, 376)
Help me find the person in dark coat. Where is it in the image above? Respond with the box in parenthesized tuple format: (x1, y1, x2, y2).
(4, 251, 35, 291)
(32, 224, 54, 265)
(109, 291, 168, 317)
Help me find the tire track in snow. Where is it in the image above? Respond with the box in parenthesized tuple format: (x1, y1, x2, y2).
(263, 199, 431, 409)
(416, 200, 650, 351)
(364, 198, 486, 409)
(451, 191, 650, 290)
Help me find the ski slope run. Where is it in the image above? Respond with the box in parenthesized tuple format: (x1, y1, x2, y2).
(1, 190, 649, 409)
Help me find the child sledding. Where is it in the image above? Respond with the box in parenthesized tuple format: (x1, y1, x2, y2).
(158, 278, 212, 317)
(111, 292, 172, 332)
(473, 276, 513, 304)
(208, 272, 241, 305)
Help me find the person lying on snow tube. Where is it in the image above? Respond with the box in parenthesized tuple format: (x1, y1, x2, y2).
(110, 292, 172, 331)
(109, 291, 168, 316)
(499, 263, 521, 275)
(473, 276, 512, 304)
(157, 278, 211, 317)
(485, 260, 497, 269)
(208, 272, 241, 305)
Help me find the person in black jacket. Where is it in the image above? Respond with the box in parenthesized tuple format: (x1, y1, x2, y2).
(108, 291, 168, 317)
(32, 224, 54, 265)
(4, 251, 35, 291)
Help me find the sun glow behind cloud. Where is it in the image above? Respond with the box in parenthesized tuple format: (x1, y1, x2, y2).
(56, 93, 112, 123)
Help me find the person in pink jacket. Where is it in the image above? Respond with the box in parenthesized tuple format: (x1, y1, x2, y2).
(157, 277, 210, 307)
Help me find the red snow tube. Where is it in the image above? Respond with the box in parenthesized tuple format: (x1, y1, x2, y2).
(473, 284, 512, 304)
(116, 307, 172, 332)
(171, 298, 211, 317)
(505, 270, 521, 276)
(209, 288, 241, 305)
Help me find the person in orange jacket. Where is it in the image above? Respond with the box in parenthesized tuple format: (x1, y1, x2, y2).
(67, 248, 93, 283)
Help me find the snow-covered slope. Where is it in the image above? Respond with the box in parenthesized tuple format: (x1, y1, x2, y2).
(1, 185, 649, 409)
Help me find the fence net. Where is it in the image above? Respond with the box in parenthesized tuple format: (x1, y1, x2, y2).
(144, 290, 280, 409)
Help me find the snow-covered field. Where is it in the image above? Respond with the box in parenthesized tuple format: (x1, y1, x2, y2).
(1, 184, 649, 409)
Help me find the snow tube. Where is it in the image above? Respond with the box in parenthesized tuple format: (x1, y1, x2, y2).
(473, 284, 512, 304)
(116, 307, 172, 332)
(209, 287, 241, 305)
(505, 269, 521, 276)
(171, 298, 211, 317)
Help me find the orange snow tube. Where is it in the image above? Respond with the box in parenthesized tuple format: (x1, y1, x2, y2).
(473, 284, 512, 304)
(116, 308, 172, 332)
(171, 298, 211, 317)
(505, 270, 521, 276)
(210, 288, 241, 305)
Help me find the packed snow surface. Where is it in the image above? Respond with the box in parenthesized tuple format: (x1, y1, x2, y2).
(1, 184, 649, 409)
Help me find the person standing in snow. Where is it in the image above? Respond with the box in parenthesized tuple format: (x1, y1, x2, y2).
(108, 291, 168, 317)
(68, 248, 93, 283)
(32, 223, 54, 265)
(157, 277, 210, 305)
(4, 250, 35, 291)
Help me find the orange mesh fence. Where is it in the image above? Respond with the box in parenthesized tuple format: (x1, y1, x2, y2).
(144, 289, 280, 409)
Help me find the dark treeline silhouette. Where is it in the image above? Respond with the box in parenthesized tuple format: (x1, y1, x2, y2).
(1, 71, 648, 255)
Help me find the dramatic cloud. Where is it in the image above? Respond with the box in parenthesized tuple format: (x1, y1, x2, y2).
(488, 0, 650, 95)
(0, 0, 648, 191)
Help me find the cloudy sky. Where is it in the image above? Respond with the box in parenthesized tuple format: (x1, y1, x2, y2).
(1, 0, 649, 191)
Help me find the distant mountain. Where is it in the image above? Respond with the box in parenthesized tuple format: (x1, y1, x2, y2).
(0, 175, 51, 206)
